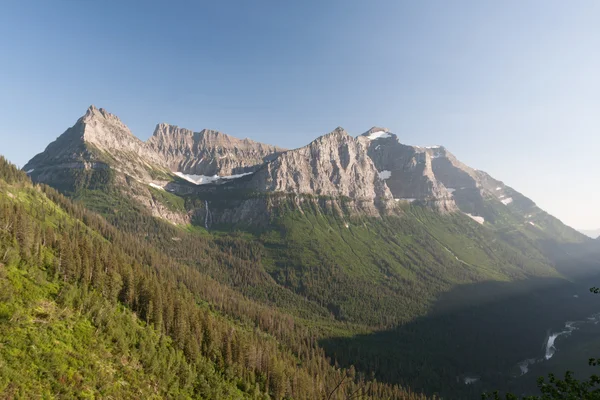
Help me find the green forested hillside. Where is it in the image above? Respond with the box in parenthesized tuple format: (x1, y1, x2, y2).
(16, 157, 600, 399)
(0, 157, 423, 399)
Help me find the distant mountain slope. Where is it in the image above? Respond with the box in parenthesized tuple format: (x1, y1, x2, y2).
(360, 127, 589, 247)
(580, 228, 600, 239)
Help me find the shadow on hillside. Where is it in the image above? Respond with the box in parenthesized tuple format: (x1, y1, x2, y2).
(537, 239, 600, 278)
(319, 275, 600, 399)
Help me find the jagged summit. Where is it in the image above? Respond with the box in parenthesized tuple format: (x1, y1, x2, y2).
(362, 126, 390, 135)
(148, 123, 284, 176)
(151, 123, 267, 145)
(363, 134, 455, 211)
(24, 106, 168, 184)
(360, 127, 396, 141)
(310, 126, 351, 142)
(244, 126, 394, 215)
(84, 104, 118, 119)
(24, 105, 580, 232)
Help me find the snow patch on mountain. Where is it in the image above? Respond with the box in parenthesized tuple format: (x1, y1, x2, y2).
(175, 172, 219, 185)
(175, 171, 254, 185)
(222, 172, 254, 180)
(466, 213, 485, 224)
(367, 131, 392, 140)
(378, 170, 391, 180)
(501, 197, 513, 205)
(148, 183, 165, 191)
(395, 198, 416, 202)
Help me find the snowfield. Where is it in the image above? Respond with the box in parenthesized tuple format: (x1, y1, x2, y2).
(175, 171, 253, 185)
(366, 131, 392, 140)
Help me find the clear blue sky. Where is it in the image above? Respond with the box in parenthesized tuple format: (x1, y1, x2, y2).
(1, 1, 599, 229)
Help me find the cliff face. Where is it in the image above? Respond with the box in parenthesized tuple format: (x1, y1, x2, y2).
(148, 123, 284, 176)
(24, 105, 169, 184)
(25, 105, 587, 244)
(23, 106, 188, 223)
(244, 127, 394, 215)
(360, 128, 456, 212)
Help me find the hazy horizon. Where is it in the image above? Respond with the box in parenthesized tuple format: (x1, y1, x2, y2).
(1, 1, 599, 229)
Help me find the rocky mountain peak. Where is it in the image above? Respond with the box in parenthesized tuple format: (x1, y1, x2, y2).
(362, 134, 455, 211)
(25, 106, 168, 185)
(148, 123, 284, 176)
(363, 126, 391, 135)
(151, 123, 194, 138)
(316, 126, 350, 141)
(82, 105, 126, 127)
(244, 127, 394, 215)
(76, 106, 159, 161)
(359, 127, 397, 142)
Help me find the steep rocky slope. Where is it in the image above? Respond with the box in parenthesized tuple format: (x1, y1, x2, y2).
(360, 127, 455, 212)
(24, 106, 169, 184)
(23, 106, 190, 223)
(244, 127, 394, 215)
(148, 123, 284, 176)
(22, 105, 592, 249)
(360, 127, 587, 245)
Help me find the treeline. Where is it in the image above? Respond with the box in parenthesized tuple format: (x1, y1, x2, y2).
(0, 156, 427, 399)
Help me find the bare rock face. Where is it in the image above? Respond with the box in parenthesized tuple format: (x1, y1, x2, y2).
(360, 128, 456, 212)
(148, 123, 284, 176)
(426, 146, 479, 190)
(81, 106, 166, 168)
(425, 146, 539, 218)
(24, 105, 169, 183)
(246, 127, 394, 214)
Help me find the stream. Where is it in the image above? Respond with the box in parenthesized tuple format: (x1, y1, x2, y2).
(460, 311, 600, 386)
(516, 312, 600, 377)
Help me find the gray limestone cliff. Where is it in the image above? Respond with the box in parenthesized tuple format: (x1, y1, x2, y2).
(26, 105, 568, 228)
(360, 128, 456, 212)
(24, 105, 169, 183)
(148, 123, 284, 176)
(245, 127, 394, 215)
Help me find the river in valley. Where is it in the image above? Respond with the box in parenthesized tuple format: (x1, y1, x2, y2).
(514, 312, 600, 377)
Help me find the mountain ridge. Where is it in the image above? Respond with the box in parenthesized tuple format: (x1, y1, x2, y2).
(13, 105, 600, 399)
(148, 122, 285, 176)
(23, 105, 590, 245)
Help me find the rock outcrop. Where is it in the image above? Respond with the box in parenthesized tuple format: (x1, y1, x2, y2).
(24, 105, 169, 183)
(25, 105, 566, 228)
(360, 128, 456, 211)
(246, 127, 394, 214)
(148, 123, 284, 176)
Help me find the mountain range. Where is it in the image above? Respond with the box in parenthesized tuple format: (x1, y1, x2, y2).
(14, 105, 600, 398)
(24, 105, 584, 237)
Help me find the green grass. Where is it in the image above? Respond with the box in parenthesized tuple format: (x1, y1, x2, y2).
(148, 186, 186, 213)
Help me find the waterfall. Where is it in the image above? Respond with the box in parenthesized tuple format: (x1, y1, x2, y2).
(204, 200, 212, 229)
